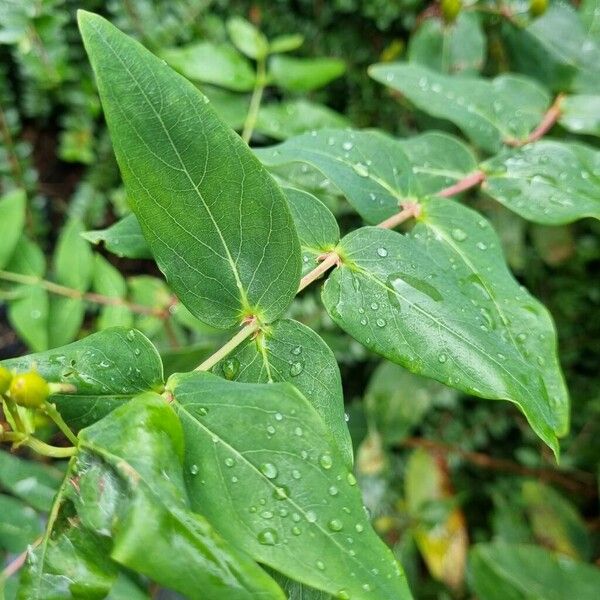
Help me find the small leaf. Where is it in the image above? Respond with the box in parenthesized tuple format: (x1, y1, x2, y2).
(257, 129, 417, 223)
(170, 372, 411, 599)
(408, 13, 485, 75)
(8, 285, 49, 352)
(369, 63, 550, 152)
(269, 33, 304, 54)
(482, 141, 600, 224)
(80, 12, 301, 329)
(48, 296, 85, 349)
(82, 214, 152, 259)
(0, 188, 26, 270)
(160, 41, 256, 91)
(214, 318, 353, 466)
(284, 187, 340, 277)
(93, 254, 133, 330)
(469, 542, 600, 600)
(0, 494, 42, 553)
(226, 16, 269, 60)
(1, 327, 164, 429)
(269, 56, 346, 92)
(321, 198, 569, 453)
(559, 95, 600, 137)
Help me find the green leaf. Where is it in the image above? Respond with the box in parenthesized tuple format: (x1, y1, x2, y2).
(160, 41, 256, 91)
(321, 198, 569, 453)
(82, 214, 152, 259)
(481, 141, 600, 224)
(170, 372, 411, 600)
(559, 95, 600, 137)
(202, 85, 250, 130)
(8, 285, 49, 352)
(227, 16, 269, 60)
(0, 188, 26, 270)
(1, 327, 164, 429)
(257, 129, 418, 224)
(271, 573, 331, 599)
(284, 187, 340, 277)
(580, 0, 600, 35)
(0, 451, 64, 511)
(269, 56, 346, 92)
(408, 13, 485, 75)
(0, 494, 41, 553)
(469, 542, 600, 600)
(521, 480, 591, 560)
(79, 11, 301, 329)
(268, 33, 304, 54)
(398, 132, 478, 195)
(365, 361, 455, 445)
(214, 318, 353, 466)
(93, 255, 133, 330)
(369, 63, 550, 152)
(256, 100, 350, 141)
(47, 296, 85, 350)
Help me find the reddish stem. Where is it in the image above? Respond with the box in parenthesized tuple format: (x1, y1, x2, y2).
(438, 170, 486, 197)
(505, 94, 565, 147)
(377, 201, 422, 230)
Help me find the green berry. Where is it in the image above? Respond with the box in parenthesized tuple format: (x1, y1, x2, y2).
(0, 367, 12, 395)
(441, 0, 462, 23)
(530, 0, 548, 17)
(9, 371, 50, 408)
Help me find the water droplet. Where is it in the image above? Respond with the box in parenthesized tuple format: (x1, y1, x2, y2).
(290, 361, 304, 377)
(291, 345, 302, 355)
(476, 241, 488, 251)
(259, 463, 278, 479)
(337, 591, 350, 600)
(306, 510, 318, 523)
(274, 486, 289, 500)
(222, 357, 240, 380)
(360, 317, 368, 325)
(328, 519, 343, 532)
(377, 247, 388, 257)
(266, 425, 276, 435)
(370, 302, 379, 310)
(257, 529, 278, 546)
(451, 228, 467, 241)
(292, 526, 301, 535)
(376, 318, 386, 328)
(316, 560, 325, 570)
(438, 353, 447, 363)
(189, 464, 199, 475)
(294, 427, 303, 437)
(328, 485, 339, 496)
(342, 141, 353, 151)
(134, 348, 141, 356)
(261, 510, 274, 519)
(517, 332, 528, 342)
(319, 454, 333, 469)
(126, 330, 135, 341)
(355, 523, 364, 533)
(347, 473, 357, 486)
(292, 469, 301, 479)
(224, 458, 234, 467)
(352, 162, 369, 177)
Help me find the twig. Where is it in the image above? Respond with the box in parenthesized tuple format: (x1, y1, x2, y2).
(438, 170, 485, 197)
(298, 253, 340, 292)
(505, 94, 565, 147)
(400, 437, 597, 497)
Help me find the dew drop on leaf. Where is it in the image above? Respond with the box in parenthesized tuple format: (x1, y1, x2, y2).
(257, 528, 278, 546)
(290, 361, 304, 377)
(377, 247, 388, 257)
(222, 357, 240, 380)
(259, 463, 278, 479)
(328, 519, 343, 531)
(352, 162, 369, 177)
(451, 228, 468, 241)
(319, 454, 333, 469)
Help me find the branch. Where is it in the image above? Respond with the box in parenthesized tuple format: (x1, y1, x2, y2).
(505, 94, 565, 147)
(400, 437, 597, 497)
(438, 170, 485, 197)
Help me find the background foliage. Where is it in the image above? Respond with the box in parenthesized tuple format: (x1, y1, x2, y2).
(0, 1, 599, 598)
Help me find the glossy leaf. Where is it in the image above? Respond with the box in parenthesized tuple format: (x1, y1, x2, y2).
(369, 63, 550, 152)
(227, 16, 269, 60)
(284, 187, 339, 277)
(482, 141, 600, 224)
(214, 318, 352, 465)
(269, 56, 346, 92)
(398, 132, 478, 195)
(1, 327, 164, 429)
(559, 95, 600, 137)
(469, 542, 600, 600)
(80, 12, 301, 329)
(160, 41, 256, 91)
(0, 494, 41, 553)
(92, 254, 133, 330)
(257, 129, 418, 223)
(82, 214, 152, 259)
(256, 100, 350, 141)
(321, 198, 569, 453)
(170, 372, 411, 599)
(0, 188, 26, 269)
(408, 13, 485, 75)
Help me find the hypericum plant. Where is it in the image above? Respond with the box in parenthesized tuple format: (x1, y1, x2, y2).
(1, 4, 600, 598)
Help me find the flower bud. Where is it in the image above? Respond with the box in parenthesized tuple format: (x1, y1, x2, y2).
(9, 371, 50, 408)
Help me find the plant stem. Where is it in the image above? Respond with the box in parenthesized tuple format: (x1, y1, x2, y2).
(0, 270, 166, 317)
(377, 202, 421, 230)
(505, 94, 565, 147)
(195, 318, 260, 371)
(0, 431, 77, 457)
(298, 253, 341, 292)
(0, 536, 42, 582)
(43, 401, 78, 446)
(438, 170, 486, 197)
(242, 57, 267, 144)
(4, 400, 26, 434)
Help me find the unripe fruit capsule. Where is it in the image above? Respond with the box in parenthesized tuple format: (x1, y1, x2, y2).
(0, 367, 12, 395)
(530, 0, 548, 17)
(9, 371, 50, 408)
(441, 0, 462, 23)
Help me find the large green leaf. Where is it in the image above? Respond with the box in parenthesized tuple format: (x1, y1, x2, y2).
(160, 41, 256, 91)
(321, 197, 568, 453)
(369, 63, 550, 152)
(20, 394, 283, 600)
(83, 214, 152, 259)
(284, 187, 340, 277)
(559, 95, 600, 137)
(79, 11, 301, 329)
(0, 188, 26, 270)
(170, 372, 412, 599)
(482, 141, 600, 224)
(1, 327, 164, 429)
(214, 318, 353, 465)
(257, 129, 418, 223)
(408, 13, 485, 76)
(469, 542, 600, 600)
(268, 56, 346, 92)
